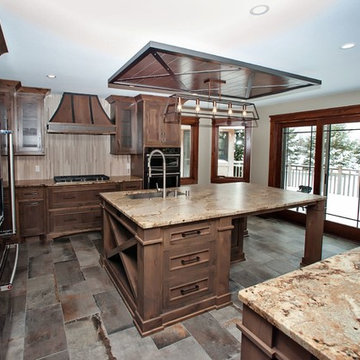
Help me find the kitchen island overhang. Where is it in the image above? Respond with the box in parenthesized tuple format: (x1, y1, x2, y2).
(99, 183, 326, 335)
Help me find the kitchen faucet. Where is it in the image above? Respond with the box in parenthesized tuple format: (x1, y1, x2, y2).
(147, 149, 166, 198)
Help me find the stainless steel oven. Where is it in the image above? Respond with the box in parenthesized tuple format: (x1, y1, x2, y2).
(144, 147, 181, 189)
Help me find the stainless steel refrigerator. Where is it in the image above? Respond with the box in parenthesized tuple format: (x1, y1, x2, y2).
(0, 128, 18, 360)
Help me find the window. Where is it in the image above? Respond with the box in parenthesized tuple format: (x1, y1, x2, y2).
(180, 117, 199, 184)
(211, 119, 251, 183)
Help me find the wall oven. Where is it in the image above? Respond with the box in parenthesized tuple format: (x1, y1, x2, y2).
(144, 147, 181, 189)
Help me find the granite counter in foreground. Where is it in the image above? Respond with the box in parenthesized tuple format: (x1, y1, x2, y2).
(238, 247, 360, 360)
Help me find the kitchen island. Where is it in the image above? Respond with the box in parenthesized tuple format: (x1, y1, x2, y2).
(237, 247, 360, 360)
(100, 182, 325, 335)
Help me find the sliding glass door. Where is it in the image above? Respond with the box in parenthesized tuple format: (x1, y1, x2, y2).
(280, 121, 360, 228)
(321, 123, 360, 228)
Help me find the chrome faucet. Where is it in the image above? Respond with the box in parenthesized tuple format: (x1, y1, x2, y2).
(148, 149, 166, 199)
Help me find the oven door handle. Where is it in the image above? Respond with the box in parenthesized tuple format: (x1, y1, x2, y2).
(0, 243, 19, 292)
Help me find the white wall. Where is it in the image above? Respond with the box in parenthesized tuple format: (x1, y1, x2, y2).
(198, 118, 212, 185)
(251, 90, 360, 185)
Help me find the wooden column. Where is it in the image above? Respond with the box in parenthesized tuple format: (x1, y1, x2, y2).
(301, 200, 325, 266)
(215, 217, 233, 307)
(135, 227, 164, 335)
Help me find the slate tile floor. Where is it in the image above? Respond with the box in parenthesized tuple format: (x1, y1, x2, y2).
(2, 216, 358, 360)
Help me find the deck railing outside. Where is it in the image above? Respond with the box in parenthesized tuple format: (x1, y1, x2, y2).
(285, 164, 360, 197)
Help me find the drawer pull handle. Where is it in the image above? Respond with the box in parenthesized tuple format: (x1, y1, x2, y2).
(181, 256, 200, 265)
(26, 202, 39, 206)
(64, 218, 77, 222)
(63, 195, 76, 199)
(180, 284, 199, 296)
(181, 230, 201, 238)
(24, 192, 37, 196)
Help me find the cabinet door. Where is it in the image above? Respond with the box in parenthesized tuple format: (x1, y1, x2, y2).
(110, 98, 142, 154)
(142, 100, 166, 146)
(15, 92, 44, 155)
(163, 121, 180, 146)
(19, 200, 45, 236)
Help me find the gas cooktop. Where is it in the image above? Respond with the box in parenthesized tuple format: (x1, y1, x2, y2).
(54, 174, 110, 183)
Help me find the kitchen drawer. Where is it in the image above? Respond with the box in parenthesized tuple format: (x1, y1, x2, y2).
(163, 221, 215, 248)
(168, 248, 211, 271)
(17, 187, 45, 200)
(48, 183, 118, 209)
(121, 181, 142, 191)
(163, 271, 215, 311)
(48, 207, 102, 233)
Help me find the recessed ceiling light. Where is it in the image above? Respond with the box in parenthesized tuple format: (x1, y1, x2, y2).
(340, 42, 355, 50)
(250, 4, 270, 16)
(46, 74, 56, 79)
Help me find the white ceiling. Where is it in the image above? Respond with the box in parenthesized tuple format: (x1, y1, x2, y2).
(0, 0, 359, 104)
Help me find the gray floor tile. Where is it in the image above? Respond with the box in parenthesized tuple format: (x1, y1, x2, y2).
(9, 294, 26, 340)
(26, 274, 58, 310)
(54, 260, 84, 288)
(65, 315, 108, 359)
(24, 303, 67, 360)
(183, 312, 240, 360)
(5, 337, 24, 360)
(159, 336, 212, 360)
(51, 241, 77, 263)
(82, 265, 114, 295)
(74, 247, 100, 268)
(40, 350, 70, 360)
(109, 327, 159, 360)
(28, 253, 53, 279)
(93, 290, 133, 334)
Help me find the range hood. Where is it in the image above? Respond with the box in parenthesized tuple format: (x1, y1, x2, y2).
(108, 41, 321, 100)
(47, 92, 115, 134)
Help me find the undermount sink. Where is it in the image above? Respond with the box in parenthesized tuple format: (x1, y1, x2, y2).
(127, 190, 186, 200)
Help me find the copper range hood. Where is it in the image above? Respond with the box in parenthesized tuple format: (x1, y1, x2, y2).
(47, 92, 115, 134)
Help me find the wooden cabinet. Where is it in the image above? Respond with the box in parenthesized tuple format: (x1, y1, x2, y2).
(107, 96, 141, 154)
(137, 94, 180, 147)
(107, 94, 180, 155)
(0, 80, 49, 155)
(17, 187, 45, 238)
(102, 202, 232, 335)
(47, 182, 120, 238)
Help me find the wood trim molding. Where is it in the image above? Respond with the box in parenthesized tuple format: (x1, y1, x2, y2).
(268, 104, 360, 187)
(180, 117, 199, 185)
(211, 119, 251, 183)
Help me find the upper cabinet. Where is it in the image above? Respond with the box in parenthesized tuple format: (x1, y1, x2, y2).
(15, 88, 48, 155)
(0, 80, 49, 155)
(107, 94, 180, 155)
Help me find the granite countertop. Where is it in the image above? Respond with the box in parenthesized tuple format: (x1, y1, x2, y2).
(238, 247, 360, 360)
(100, 182, 325, 229)
(15, 175, 142, 187)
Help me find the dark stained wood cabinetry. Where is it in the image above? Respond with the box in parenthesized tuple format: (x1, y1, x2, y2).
(137, 94, 180, 147)
(17, 187, 45, 239)
(47, 182, 120, 239)
(107, 94, 180, 156)
(0, 80, 49, 155)
(102, 200, 232, 336)
(16, 179, 142, 241)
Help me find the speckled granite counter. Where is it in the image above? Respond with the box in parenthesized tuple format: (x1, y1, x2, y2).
(100, 182, 325, 229)
(238, 247, 360, 360)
